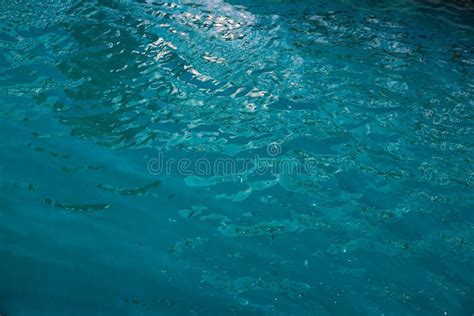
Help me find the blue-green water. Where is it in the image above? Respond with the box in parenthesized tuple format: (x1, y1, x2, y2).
(1, 0, 474, 315)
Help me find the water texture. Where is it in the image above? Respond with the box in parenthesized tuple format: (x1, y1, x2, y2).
(0, 0, 473, 315)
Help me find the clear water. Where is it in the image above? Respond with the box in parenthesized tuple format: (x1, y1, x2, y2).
(1, 0, 473, 315)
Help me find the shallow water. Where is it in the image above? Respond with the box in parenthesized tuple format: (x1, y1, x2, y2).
(1, 0, 473, 315)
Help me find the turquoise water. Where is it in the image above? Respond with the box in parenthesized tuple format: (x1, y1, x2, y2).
(1, 0, 474, 314)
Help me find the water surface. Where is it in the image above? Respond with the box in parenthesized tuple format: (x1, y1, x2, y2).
(0, 0, 474, 315)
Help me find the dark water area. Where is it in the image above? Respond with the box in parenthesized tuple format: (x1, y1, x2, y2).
(0, 0, 473, 315)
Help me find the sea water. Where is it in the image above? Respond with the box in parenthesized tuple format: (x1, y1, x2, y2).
(0, 0, 473, 315)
